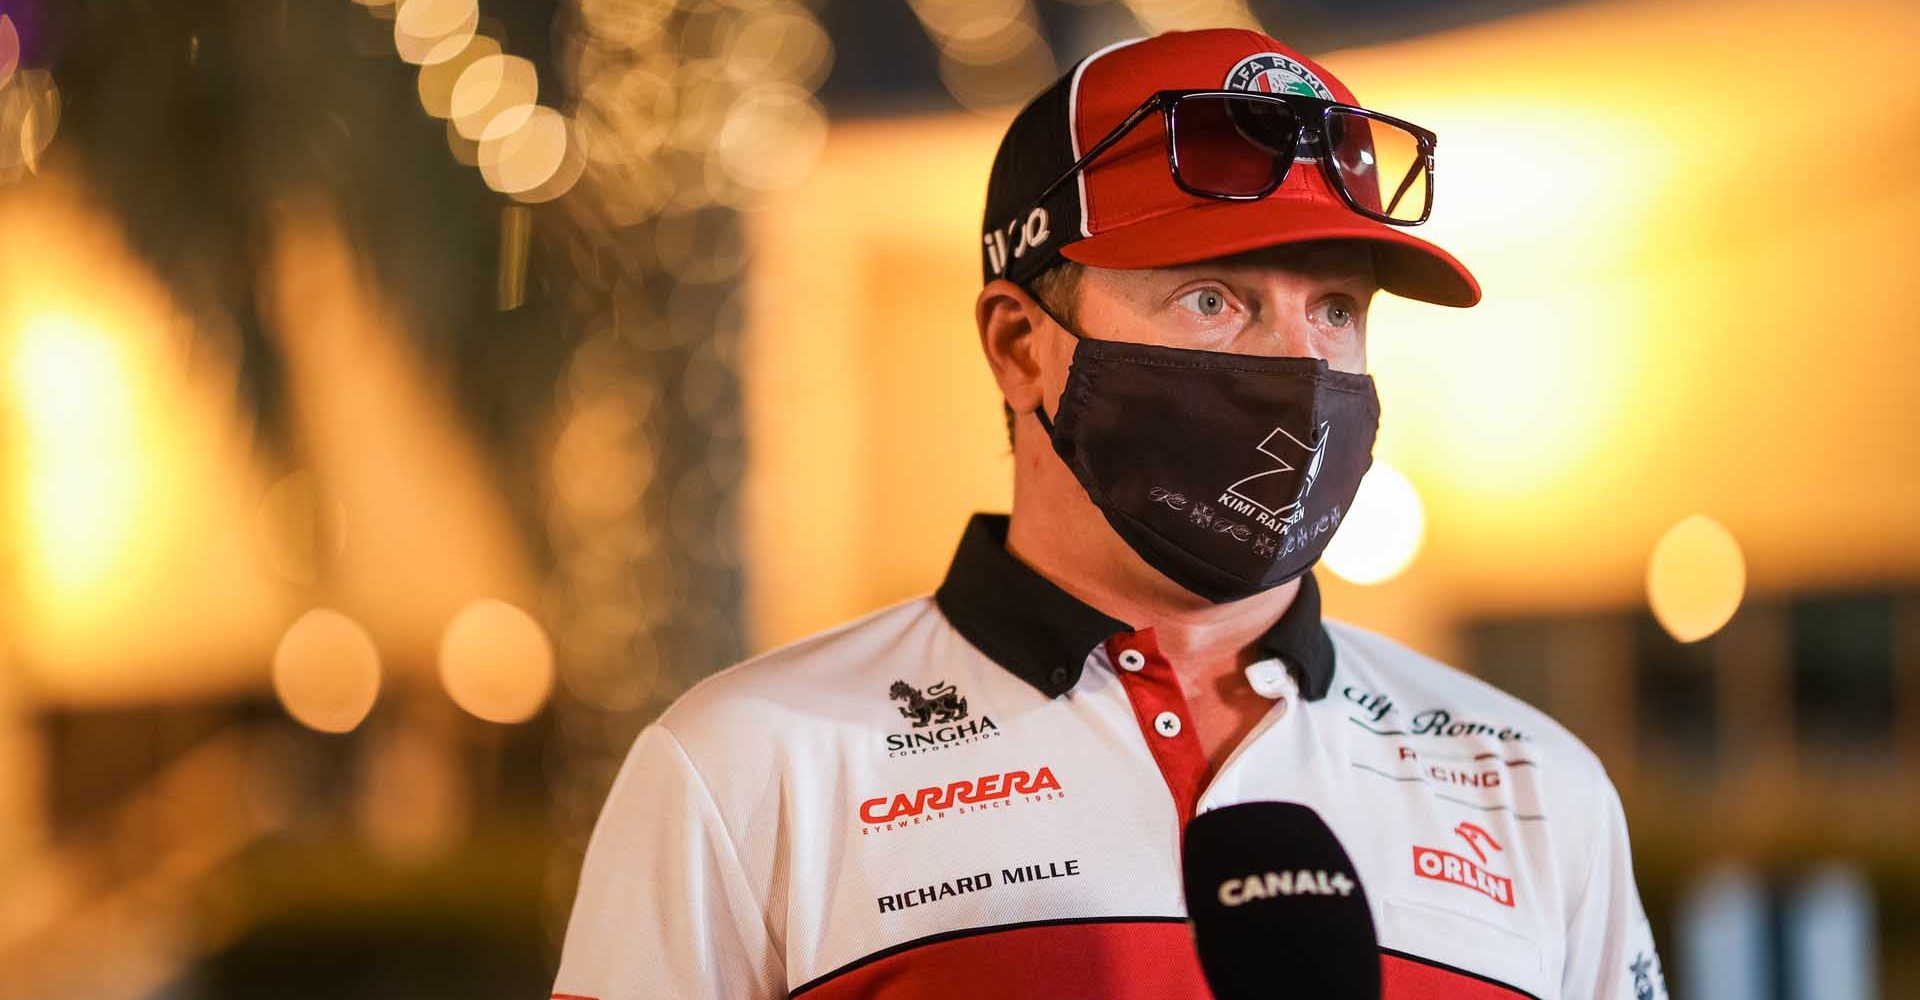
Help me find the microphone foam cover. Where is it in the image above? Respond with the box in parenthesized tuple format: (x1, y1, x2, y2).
(1182, 801, 1380, 1000)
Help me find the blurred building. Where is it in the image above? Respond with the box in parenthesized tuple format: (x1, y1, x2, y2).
(0, 0, 1915, 997)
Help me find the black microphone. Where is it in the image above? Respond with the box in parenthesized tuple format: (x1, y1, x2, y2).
(1181, 801, 1381, 999)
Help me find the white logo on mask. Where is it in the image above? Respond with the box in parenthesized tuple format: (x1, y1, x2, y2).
(1222, 422, 1328, 525)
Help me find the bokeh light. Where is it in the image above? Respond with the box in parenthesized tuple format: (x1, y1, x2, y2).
(0, 67, 60, 184)
(417, 33, 500, 119)
(713, 86, 825, 191)
(1322, 461, 1426, 586)
(0, 15, 20, 91)
(477, 104, 565, 193)
(721, 6, 833, 90)
(906, 0, 1055, 112)
(450, 53, 538, 140)
(1648, 514, 1746, 642)
(272, 609, 383, 733)
(477, 105, 584, 202)
(393, 0, 479, 66)
(438, 598, 554, 724)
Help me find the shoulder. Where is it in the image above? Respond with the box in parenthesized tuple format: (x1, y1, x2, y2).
(1323, 617, 1611, 784)
(658, 594, 947, 737)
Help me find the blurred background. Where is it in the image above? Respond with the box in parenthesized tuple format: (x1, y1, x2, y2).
(0, 0, 1914, 997)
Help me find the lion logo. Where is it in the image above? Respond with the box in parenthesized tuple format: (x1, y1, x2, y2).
(890, 680, 969, 729)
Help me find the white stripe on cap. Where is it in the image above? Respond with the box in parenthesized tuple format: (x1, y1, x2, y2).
(1068, 36, 1145, 240)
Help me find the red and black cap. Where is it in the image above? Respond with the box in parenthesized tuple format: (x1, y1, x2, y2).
(981, 29, 1480, 307)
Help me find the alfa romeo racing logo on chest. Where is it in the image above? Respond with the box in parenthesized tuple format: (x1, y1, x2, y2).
(1224, 52, 1335, 100)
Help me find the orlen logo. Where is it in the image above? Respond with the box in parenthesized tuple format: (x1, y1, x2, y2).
(859, 766, 1062, 824)
(1411, 822, 1515, 907)
(1218, 868, 1356, 907)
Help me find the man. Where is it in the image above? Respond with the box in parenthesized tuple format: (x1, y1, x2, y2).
(551, 28, 1666, 1000)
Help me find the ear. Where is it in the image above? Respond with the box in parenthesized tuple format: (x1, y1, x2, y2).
(975, 278, 1056, 419)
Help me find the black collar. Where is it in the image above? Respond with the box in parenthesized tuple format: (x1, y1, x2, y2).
(933, 513, 1336, 701)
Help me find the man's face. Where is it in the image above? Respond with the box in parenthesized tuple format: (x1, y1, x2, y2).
(1060, 240, 1377, 375)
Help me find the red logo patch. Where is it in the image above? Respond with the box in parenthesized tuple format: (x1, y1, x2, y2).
(1411, 846, 1516, 907)
(858, 766, 1063, 825)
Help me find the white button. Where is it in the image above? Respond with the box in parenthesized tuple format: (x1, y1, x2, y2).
(1152, 710, 1183, 738)
(1117, 648, 1147, 672)
(1244, 658, 1297, 700)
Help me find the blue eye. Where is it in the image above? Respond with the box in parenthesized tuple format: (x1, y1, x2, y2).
(1178, 288, 1229, 317)
(1319, 297, 1358, 328)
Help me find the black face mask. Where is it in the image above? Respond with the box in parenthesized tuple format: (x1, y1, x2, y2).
(1033, 315, 1380, 604)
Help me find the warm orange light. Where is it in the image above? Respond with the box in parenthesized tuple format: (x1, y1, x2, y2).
(264, 205, 539, 668)
(258, 469, 347, 586)
(438, 598, 554, 723)
(8, 312, 143, 596)
(1647, 515, 1746, 643)
(1322, 461, 1426, 586)
(0, 180, 291, 702)
(273, 609, 382, 733)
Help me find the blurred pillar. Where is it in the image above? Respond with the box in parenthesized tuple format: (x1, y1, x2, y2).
(540, 0, 831, 962)
(1676, 863, 1773, 1000)
(1714, 604, 1795, 824)
(1545, 616, 1636, 784)
(0, 646, 46, 889)
(1897, 595, 1920, 802)
(1783, 864, 1876, 1000)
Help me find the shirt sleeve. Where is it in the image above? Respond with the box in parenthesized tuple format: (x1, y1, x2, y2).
(550, 722, 785, 1000)
(1561, 771, 1668, 1000)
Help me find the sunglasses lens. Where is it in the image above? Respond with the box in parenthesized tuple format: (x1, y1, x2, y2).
(1325, 109, 1430, 223)
(1171, 95, 1296, 197)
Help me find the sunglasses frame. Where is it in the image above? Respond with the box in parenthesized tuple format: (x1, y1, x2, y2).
(1020, 88, 1439, 232)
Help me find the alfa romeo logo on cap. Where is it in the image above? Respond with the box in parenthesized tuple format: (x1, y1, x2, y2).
(1224, 52, 1334, 100)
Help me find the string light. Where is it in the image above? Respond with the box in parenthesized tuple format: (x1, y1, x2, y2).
(393, 0, 479, 66)
(906, 0, 1056, 112)
(348, 0, 584, 203)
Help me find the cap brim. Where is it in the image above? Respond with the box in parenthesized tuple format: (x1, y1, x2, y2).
(1059, 192, 1481, 308)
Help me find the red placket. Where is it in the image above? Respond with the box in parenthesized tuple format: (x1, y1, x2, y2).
(1104, 629, 1208, 825)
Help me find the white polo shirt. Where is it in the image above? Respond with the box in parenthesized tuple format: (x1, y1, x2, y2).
(551, 513, 1667, 1000)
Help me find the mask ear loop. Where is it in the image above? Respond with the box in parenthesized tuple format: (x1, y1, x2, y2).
(1019, 281, 1081, 436)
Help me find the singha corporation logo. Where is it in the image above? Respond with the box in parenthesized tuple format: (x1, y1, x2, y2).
(884, 680, 1000, 758)
(891, 679, 968, 727)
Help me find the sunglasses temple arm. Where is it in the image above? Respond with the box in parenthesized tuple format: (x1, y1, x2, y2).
(1025, 97, 1168, 211)
(1383, 157, 1424, 217)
